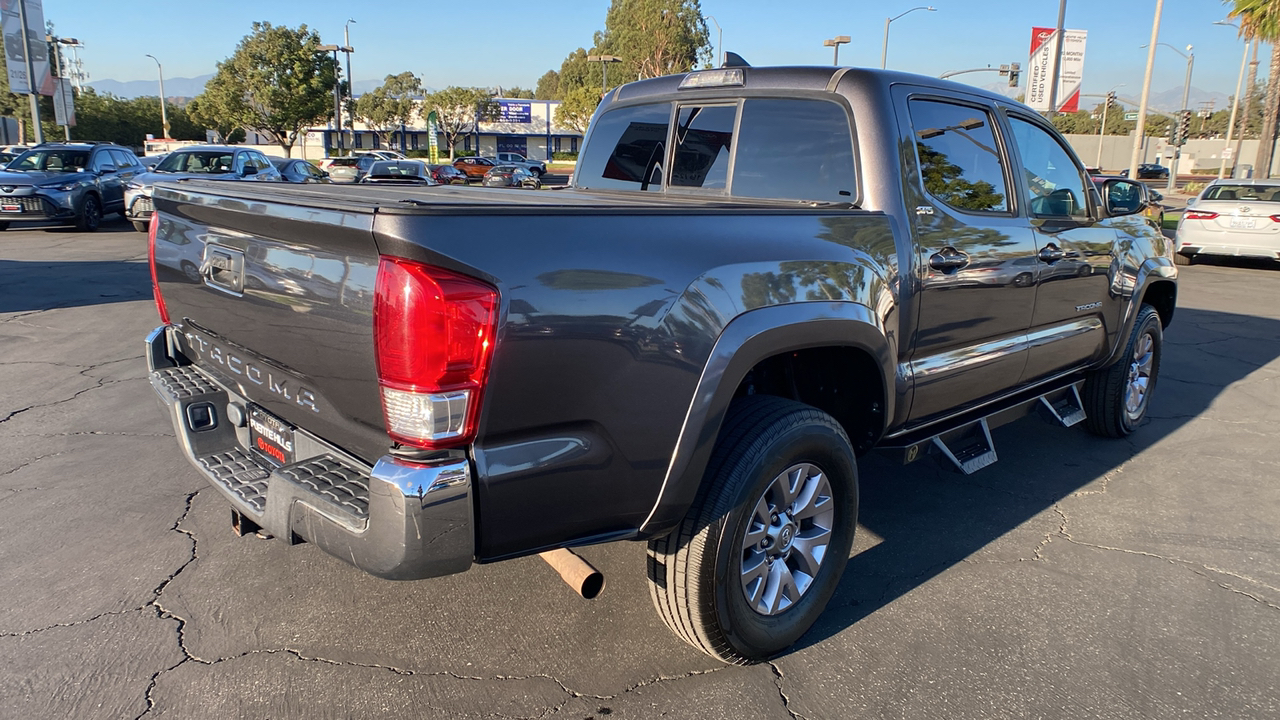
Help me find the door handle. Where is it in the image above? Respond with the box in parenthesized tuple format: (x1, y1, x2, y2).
(929, 248, 970, 271)
(1038, 245, 1066, 263)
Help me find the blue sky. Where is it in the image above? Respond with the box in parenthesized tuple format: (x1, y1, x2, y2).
(61, 0, 1260, 103)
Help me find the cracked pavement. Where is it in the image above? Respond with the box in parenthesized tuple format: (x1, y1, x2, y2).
(2, 224, 1277, 719)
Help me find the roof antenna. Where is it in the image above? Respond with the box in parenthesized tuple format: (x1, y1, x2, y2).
(722, 51, 750, 68)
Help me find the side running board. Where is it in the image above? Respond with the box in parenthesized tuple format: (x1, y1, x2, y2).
(887, 381, 1088, 475)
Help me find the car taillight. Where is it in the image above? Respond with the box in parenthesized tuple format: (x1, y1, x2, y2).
(148, 212, 169, 324)
(1184, 210, 1219, 221)
(374, 257, 499, 449)
(1270, 215, 1280, 223)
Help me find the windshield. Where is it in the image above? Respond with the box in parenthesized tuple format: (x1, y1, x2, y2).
(1202, 184, 1280, 202)
(9, 149, 91, 172)
(155, 151, 236, 174)
(370, 162, 423, 176)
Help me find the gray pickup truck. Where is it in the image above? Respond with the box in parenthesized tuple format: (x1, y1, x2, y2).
(145, 65, 1177, 663)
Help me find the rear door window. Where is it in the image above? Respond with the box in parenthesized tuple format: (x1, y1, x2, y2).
(670, 105, 736, 191)
(732, 98, 856, 202)
(908, 99, 1010, 214)
(576, 102, 671, 192)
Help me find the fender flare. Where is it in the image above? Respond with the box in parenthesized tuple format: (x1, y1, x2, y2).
(638, 301, 895, 536)
(1102, 258, 1177, 368)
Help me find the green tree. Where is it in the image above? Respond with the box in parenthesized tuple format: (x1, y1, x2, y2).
(193, 22, 337, 157)
(504, 86, 535, 99)
(555, 85, 603, 134)
(595, 0, 711, 80)
(1228, 0, 1280, 175)
(354, 72, 423, 149)
(421, 86, 499, 160)
(535, 70, 560, 100)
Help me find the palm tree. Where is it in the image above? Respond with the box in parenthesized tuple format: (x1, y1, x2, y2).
(1229, 0, 1280, 176)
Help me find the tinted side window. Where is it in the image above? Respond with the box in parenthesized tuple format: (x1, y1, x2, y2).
(733, 98, 855, 203)
(576, 102, 670, 192)
(1008, 116, 1089, 219)
(110, 149, 138, 168)
(908, 99, 1009, 214)
(89, 150, 113, 172)
(670, 105, 735, 190)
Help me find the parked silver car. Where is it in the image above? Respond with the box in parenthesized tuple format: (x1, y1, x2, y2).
(1174, 179, 1280, 266)
(125, 146, 282, 232)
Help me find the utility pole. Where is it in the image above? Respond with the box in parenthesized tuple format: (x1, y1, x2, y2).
(1045, 0, 1067, 119)
(1235, 39, 1259, 178)
(144, 54, 169, 139)
(1128, 0, 1164, 182)
(344, 19, 356, 151)
(17, 0, 43, 144)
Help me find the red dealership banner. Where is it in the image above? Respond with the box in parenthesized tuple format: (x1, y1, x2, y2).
(1028, 26, 1087, 113)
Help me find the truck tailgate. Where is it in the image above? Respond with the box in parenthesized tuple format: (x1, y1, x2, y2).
(152, 182, 388, 463)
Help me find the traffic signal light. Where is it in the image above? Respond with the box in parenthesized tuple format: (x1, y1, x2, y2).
(1177, 109, 1192, 146)
(1105, 92, 1115, 110)
(1008, 62, 1020, 88)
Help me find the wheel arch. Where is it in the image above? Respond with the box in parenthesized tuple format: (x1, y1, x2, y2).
(638, 301, 894, 537)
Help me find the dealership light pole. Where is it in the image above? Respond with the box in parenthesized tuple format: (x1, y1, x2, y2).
(144, 54, 169, 140)
(824, 36, 850, 66)
(1214, 19, 1248, 179)
(706, 15, 722, 67)
(881, 6, 935, 69)
(17, 0, 43, 143)
(587, 55, 622, 95)
(344, 19, 356, 149)
(1128, 0, 1164, 183)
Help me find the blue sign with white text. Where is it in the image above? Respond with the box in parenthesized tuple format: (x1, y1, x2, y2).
(499, 101, 532, 123)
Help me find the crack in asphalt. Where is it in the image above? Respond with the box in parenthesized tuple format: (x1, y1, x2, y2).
(0, 358, 142, 426)
(767, 661, 807, 720)
(0, 451, 63, 479)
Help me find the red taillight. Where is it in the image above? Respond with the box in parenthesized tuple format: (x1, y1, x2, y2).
(374, 257, 498, 449)
(1270, 215, 1280, 223)
(1184, 210, 1219, 221)
(148, 212, 169, 324)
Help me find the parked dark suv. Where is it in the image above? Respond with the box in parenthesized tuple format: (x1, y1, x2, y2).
(0, 142, 144, 232)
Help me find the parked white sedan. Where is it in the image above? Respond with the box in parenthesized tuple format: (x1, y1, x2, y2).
(1175, 179, 1280, 266)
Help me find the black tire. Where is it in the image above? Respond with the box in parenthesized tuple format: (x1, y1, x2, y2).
(0, 221, 8, 231)
(1173, 252, 1192, 266)
(528, 167, 542, 178)
(131, 220, 149, 233)
(647, 395, 858, 664)
(1084, 304, 1163, 438)
(75, 194, 101, 232)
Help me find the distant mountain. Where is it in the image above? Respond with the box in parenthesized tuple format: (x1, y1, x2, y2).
(1146, 86, 1231, 114)
(88, 74, 214, 99)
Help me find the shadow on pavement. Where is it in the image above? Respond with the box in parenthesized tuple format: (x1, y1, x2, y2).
(0, 258, 151, 313)
(791, 306, 1280, 653)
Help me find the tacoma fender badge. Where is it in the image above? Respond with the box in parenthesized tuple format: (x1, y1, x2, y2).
(1075, 301, 1102, 312)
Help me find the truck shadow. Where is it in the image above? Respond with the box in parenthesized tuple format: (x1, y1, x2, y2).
(0, 259, 152, 313)
(791, 306, 1280, 653)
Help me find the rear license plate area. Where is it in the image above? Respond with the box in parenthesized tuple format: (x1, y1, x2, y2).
(1229, 217, 1257, 229)
(248, 405, 295, 467)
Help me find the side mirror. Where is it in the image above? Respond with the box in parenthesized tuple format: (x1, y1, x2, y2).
(241, 165, 258, 176)
(1150, 191, 1163, 203)
(1104, 179, 1146, 216)
(98, 164, 117, 174)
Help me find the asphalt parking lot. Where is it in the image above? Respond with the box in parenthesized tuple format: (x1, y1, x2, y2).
(2, 218, 1277, 719)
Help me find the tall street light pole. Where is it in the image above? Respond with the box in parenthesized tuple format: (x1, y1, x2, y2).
(1128, 0, 1164, 182)
(344, 19, 356, 150)
(145, 54, 169, 140)
(824, 36, 850, 66)
(1142, 41, 1192, 190)
(1045, 0, 1067, 119)
(706, 15, 722, 67)
(48, 34, 79, 141)
(318, 45, 348, 155)
(1214, 19, 1249, 179)
(587, 55, 622, 95)
(17, 0, 43, 143)
(881, 6, 935, 69)
(1097, 83, 1124, 169)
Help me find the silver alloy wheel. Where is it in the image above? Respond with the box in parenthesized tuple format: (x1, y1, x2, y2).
(740, 462, 836, 616)
(1125, 331, 1155, 420)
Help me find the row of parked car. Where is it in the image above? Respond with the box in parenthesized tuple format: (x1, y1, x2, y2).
(0, 141, 547, 234)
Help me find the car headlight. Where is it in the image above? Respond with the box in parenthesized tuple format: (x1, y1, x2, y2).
(126, 181, 144, 190)
(37, 181, 79, 192)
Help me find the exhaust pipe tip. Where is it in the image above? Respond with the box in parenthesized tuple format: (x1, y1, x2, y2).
(539, 548, 605, 599)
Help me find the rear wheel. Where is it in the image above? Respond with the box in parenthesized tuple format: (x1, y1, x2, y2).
(647, 395, 858, 663)
(1084, 304, 1162, 438)
(75, 194, 101, 232)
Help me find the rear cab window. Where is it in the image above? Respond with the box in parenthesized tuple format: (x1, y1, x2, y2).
(575, 97, 856, 203)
